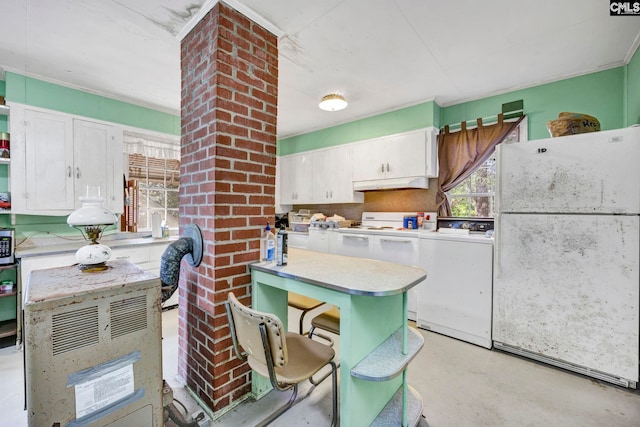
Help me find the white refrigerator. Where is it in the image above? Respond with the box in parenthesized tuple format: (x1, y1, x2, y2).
(493, 126, 640, 387)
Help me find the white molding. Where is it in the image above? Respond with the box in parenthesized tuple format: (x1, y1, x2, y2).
(624, 31, 640, 64)
(176, 0, 284, 42)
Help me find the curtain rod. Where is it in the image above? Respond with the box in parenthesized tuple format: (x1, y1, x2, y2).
(441, 111, 523, 132)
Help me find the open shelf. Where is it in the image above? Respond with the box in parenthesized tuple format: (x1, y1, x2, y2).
(370, 385, 424, 427)
(0, 320, 17, 338)
(351, 326, 424, 381)
(0, 290, 16, 299)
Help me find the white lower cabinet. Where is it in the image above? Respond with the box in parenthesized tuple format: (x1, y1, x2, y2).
(286, 232, 309, 250)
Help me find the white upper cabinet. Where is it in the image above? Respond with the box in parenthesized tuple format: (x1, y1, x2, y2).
(352, 127, 438, 190)
(276, 127, 437, 205)
(278, 151, 313, 205)
(24, 109, 75, 211)
(10, 105, 123, 215)
(312, 145, 363, 204)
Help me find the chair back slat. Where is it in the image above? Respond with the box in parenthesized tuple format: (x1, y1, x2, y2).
(227, 292, 288, 368)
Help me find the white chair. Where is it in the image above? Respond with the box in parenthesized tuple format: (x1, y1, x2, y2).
(225, 292, 338, 426)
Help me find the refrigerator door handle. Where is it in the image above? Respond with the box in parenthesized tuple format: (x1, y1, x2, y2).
(494, 213, 502, 277)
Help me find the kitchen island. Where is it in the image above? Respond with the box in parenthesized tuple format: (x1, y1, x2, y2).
(249, 248, 426, 427)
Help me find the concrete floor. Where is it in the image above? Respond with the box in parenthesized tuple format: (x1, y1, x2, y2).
(2, 307, 640, 426)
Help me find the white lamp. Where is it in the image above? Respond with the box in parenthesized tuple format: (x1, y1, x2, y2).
(319, 93, 347, 111)
(67, 193, 117, 272)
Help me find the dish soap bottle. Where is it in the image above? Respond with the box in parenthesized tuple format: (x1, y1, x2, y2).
(261, 222, 276, 262)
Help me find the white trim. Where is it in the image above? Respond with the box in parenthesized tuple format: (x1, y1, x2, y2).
(624, 31, 640, 64)
(176, 0, 284, 41)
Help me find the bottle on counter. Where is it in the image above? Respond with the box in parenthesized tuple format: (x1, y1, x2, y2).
(260, 222, 276, 262)
(276, 227, 288, 266)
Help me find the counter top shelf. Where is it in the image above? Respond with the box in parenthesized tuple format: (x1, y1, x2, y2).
(0, 290, 17, 298)
(351, 326, 424, 381)
(371, 385, 424, 427)
(0, 320, 17, 338)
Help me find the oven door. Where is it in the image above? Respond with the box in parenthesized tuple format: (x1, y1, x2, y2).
(372, 235, 419, 320)
(331, 232, 373, 259)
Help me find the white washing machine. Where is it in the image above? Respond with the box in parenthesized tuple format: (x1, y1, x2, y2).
(417, 231, 494, 348)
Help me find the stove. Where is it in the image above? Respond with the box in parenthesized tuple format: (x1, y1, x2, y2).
(339, 211, 437, 235)
(437, 217, 494, 233)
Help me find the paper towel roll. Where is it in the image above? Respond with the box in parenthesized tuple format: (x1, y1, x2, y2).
(152, 212, 162, 238)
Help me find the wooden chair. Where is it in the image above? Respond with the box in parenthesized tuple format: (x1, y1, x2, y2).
(287, 292, 325, 334)
(225, 292, 338, 427)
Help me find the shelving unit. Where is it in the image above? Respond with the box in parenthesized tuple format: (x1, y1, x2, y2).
(0, 104, 10, 217)
(0, 263, 19, 344)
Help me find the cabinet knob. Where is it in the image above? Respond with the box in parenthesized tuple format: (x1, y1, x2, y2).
(380, 163, 384, 173)
(75, 167, 81, 179)
(67, 166, 72, 178)
(386, 163, 390, 172)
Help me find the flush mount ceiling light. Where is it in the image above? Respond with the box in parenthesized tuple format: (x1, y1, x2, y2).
(319, 93, 347, 111)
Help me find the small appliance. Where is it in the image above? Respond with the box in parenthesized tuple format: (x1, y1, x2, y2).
(0, 228, 15, 265)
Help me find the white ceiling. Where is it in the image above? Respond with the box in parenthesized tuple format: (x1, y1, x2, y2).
(1, 0, 639, 139)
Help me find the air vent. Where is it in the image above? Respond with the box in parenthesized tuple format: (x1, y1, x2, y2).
(111, 295, 147, 339)
(52, 306, 99, 356)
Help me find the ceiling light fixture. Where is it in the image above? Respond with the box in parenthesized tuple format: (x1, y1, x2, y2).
(319, 93, 347, 111)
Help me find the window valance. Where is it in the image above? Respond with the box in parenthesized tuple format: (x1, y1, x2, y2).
(123, 131, 180, 160)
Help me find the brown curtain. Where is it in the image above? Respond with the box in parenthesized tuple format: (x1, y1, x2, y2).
(437, 113, 525, 217)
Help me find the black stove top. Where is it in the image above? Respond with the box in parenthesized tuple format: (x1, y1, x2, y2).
(437, 217, 494, 233)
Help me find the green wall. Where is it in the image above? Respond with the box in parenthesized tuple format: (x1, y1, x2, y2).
(278, 48, 638, 152)
(5, 72, 180, 135)
(442, 67, 624, 141)
(626, 46, 640, 126)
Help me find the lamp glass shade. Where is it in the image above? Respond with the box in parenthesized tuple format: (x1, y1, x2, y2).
(319, 94, 347, 111)
(67, 196, 117, 227)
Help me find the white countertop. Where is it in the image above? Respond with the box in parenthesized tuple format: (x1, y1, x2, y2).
(16, 234, 177, 258)
(249, 248, 426, 296)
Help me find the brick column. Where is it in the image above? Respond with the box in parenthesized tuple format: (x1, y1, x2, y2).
(179, 3, 278, 412)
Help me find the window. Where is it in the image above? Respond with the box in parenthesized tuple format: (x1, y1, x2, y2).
(446, 119, 527, 218)
(128, 154, 180, 230)
(123, 131, 180, 231)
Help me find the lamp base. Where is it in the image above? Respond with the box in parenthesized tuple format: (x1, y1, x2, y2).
(76, 243, 112, 272)
(78, 262, 110, 273)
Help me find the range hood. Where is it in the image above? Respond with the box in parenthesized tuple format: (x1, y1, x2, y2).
(353, 176, 429, 191)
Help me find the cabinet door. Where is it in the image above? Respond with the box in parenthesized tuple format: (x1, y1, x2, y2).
(385, 129, 426, 179)
(278, 153, 312, 204)
(312, 145, 360, 203)
(25, 110, 75, 211)
(351, 137, 386, 182)
(73, 119, 118, 210)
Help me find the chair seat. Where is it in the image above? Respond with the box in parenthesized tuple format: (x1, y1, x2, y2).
(250, 332, 335, 385)
(312, 307, 340, 335)
(288, 293, 323, 311)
